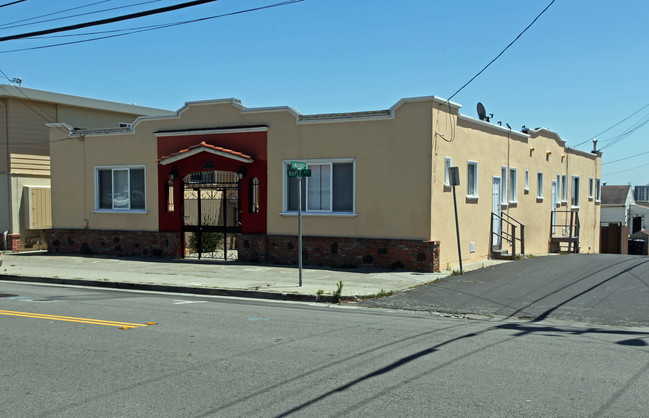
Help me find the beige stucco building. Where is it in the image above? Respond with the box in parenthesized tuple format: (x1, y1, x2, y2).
(47, 96, 601, 271)
(0, 84, 174, 251)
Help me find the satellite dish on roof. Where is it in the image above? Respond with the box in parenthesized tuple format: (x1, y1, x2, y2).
(477, 102, 489, 122)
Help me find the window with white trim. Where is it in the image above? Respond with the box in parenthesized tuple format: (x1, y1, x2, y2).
(561, 174, 567, 202)
(285, 160, 354, 213)
(444, 157, 452, 186)
(501, 166, 508, 204)
(524, 170, 529, 191)
(595, 178, 601, 202)
(571, 176, 580, 207)
(509, 167, 517, 202)
(96, 166, 146, 211)
(588, 177, 594, 199)
(537, 172, 544, 199)
(467, 161, 479, 198)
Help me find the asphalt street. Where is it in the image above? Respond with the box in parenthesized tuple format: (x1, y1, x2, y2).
(359, 254, 649, 327)
(2, 281, 649, 417)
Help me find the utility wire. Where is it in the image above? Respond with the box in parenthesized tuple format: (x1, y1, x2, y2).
(604, 161, 649, 176)
(598, 112, 649, 151)
(602, 150, 649, 166)
(0, 0, 219, 43)
(0, 0, 304, 54)
(0, 1, 111, 28)
(573, 102, 649, 148)
(0, 1, 162, 31)
(0, 0, 26, 9)
(447, 0, 555, 101)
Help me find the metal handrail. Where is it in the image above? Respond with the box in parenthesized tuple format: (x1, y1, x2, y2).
(490, 212, 525, 259)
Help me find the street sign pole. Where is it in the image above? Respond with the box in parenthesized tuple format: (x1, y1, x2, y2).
(298, 174, 303, 287)
(289, 162, 311, 287)
(449, 166, 463, 274)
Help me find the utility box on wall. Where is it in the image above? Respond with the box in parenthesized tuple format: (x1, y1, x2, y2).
(22, 186, 52, 229)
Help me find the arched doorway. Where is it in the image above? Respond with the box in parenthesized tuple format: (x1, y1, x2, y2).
(182, 170, 241, 260)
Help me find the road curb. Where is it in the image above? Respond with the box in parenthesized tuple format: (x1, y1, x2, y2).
(0, 275, 358, 304)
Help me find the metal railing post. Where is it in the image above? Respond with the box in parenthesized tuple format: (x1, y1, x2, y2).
(512, 225, 517, 260)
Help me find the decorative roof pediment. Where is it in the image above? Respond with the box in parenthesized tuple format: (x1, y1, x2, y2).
(158, 141, 253, 165)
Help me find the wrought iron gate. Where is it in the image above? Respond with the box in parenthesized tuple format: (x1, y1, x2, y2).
(182, 172, 240, 260)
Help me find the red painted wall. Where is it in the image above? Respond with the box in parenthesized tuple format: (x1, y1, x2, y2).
(157, 131, 267, 234)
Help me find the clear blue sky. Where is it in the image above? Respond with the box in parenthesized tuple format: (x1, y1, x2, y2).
(1, 0, 648, 186)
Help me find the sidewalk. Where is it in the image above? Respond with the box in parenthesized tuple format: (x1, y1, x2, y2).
(0, 252, 509, 302)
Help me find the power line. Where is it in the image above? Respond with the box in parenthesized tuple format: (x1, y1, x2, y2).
(599, 112, 649, 151)
(604, 161, 649, 177)
(0, 0, 305, 54)
(0, 1, 162, 31)
(0, 1, 111, 28)
(0, 0, 26, 9)
(447, 0, 555, 101)
(0, 0, 219, 43)
(573, 102, 649, 148)
(602, 150, 649, 166)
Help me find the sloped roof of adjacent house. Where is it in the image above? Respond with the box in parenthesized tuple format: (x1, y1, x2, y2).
(601, 185, 632, 205)
(0, 84, 174, 116)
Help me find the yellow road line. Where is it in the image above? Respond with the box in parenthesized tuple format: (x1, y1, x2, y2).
(0, 309, 154, 328)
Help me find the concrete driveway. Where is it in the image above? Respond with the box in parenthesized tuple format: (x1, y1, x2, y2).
(360, 254, 649, 327)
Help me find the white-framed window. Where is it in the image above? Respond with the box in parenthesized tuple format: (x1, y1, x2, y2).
(509, 167, 517, 202)
(95, 165, 146, 211)
(561, 174, 567, 202)
(444, 157, 452, 186)
(467, 161, 479, 198)
(537, 172, 544, 199)
(524, 170, 529, 191)
(501, 166, 508, 204)
(571, 176, 580, 208)
(595, 178, 601, 202)
(588, 177, 594, 199)
(283, 159, 355, 214)
(556, 175, 561, 199)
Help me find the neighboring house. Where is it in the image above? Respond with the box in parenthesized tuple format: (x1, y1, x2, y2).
(600, 185, 649, 253)
(47, 96, 602, 272)
(601, 185, 634, 226)
(634, 184, 649, 202)
(0, 84, 174, 252)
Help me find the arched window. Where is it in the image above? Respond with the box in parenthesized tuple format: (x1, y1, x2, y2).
(249, 177, 259, 213)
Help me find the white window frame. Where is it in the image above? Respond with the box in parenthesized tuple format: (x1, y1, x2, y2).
(595, 178, 601, 202)
(588, 177, 594, 199)
(444, 157, 452, 187)
(561, 174, 567, 202)
(509, 167, 517, 203)
(281, 158, 356, 216)
(537, 172, 544, 199)
(524, 170, 529, 191)
(467, 161, 479, 199)
(571, 175, 580, 208)
(94, 165, 147, 213)
(500, 166, 508, 205)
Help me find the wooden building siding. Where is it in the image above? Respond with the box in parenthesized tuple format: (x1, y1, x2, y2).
(5, 99, 54, 157)
(10, 153, 50, 176)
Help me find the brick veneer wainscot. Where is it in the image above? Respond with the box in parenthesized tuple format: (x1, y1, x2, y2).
(46, 229, 183, 258)
(1, 233, 21, 252)
(240, 234, 440, 272)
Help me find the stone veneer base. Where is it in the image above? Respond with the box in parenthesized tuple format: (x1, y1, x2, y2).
(46, 229, 183, 258)
(239, 234, 440, 272)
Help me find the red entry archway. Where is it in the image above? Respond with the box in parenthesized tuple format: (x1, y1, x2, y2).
(155, 127, 268, 241)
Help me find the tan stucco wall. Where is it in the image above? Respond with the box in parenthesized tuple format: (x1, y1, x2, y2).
(49, 129, 159, 231)
(431, 103, 600, 268)
(49, 97, 601, 269)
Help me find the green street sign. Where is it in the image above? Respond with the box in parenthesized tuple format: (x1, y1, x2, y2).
(287, 169, 312, 178)
(291, 161, 307, 170)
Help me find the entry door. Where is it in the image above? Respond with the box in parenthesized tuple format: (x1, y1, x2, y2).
(492, 177, 502, 248)
(551, 181, 558, 234)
